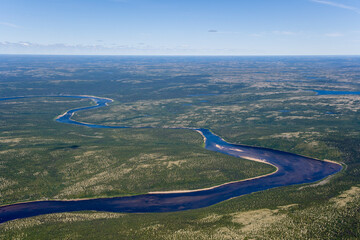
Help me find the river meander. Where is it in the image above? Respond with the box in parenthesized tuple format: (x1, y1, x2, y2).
(0, 95, 342, 223)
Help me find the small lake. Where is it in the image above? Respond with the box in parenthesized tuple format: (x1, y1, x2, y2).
(313, 90, 360, 95)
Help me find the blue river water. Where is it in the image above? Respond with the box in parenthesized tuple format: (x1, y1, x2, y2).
(0, 95, 342, 223)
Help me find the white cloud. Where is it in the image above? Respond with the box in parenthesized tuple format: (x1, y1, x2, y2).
(310, 0, 360, 14)
(0, 22, 20, 28)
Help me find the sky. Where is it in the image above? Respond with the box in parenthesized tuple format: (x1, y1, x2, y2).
(1, 0, 360, 55)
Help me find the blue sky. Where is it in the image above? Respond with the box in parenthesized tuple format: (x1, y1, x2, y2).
(1, 0, 360, 55)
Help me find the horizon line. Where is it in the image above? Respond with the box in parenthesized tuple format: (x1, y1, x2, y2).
(1, 53, 360, 57)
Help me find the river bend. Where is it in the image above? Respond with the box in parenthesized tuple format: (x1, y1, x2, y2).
(0, 95, 342, 223)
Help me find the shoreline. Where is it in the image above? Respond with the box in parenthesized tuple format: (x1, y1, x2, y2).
(150, 130, 279, 194)
(149, 164, 279, 194)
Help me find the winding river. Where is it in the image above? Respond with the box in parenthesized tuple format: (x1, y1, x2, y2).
(0, 95, 342, 223)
